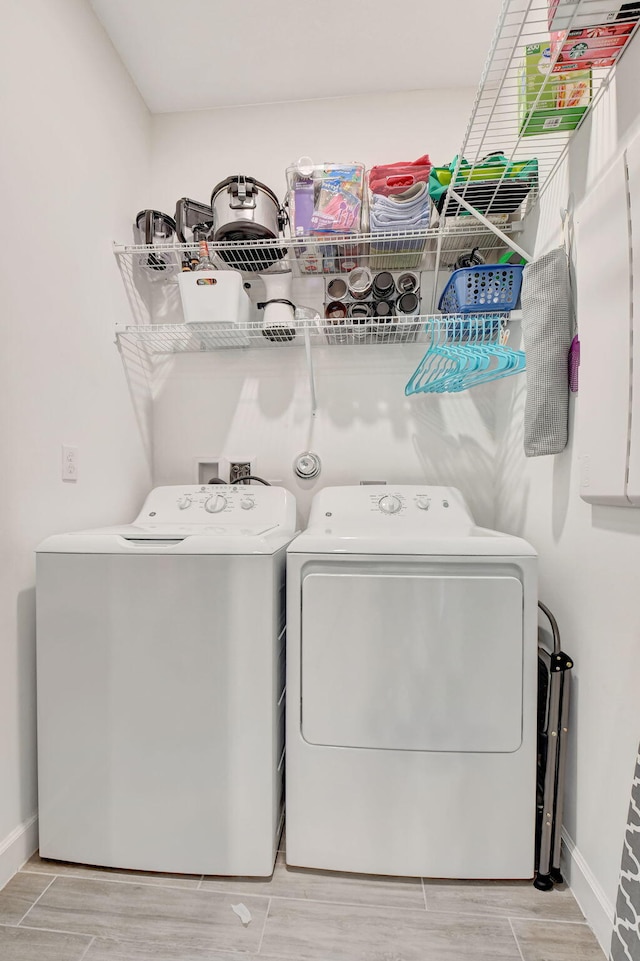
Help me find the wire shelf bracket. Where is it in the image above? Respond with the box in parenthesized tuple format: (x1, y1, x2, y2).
(448, 189, 532, 262)
(429, 0, 640, 297)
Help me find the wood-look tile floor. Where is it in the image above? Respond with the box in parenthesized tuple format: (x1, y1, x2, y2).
(0, 832, 605, 961)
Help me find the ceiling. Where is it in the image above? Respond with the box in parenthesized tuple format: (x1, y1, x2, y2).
(89, 0, 502, 114)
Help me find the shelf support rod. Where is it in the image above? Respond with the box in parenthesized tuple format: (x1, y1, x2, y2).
(303, 326, 317, 417)
(448, 190, 532, 262)
(430, 223, 445, 313)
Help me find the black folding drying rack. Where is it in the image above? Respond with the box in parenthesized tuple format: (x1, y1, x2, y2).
(534, 601, 573, 890)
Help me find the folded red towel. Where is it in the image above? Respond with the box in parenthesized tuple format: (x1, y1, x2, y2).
(368, 155, 431, 196)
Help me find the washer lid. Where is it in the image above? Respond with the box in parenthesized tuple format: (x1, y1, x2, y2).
(84, 521, 279, 538)
(36, 526, 295, 555)
(288, 485, 535, 556)
(36, 485, 298, 555)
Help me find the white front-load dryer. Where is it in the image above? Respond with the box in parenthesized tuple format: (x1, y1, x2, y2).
(286, 485, 537, 879)
(36, 485, 296, 876)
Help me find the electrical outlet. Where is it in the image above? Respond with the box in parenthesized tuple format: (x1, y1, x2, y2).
(229, 461, 252, 484)
(62, 445, 78, 482)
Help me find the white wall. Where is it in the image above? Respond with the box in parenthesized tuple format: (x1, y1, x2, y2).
(150, 89, 474, 215)
(148, 90, 503, 522)
(151, 349, 500, 524)
(494, 42, 640, 953)
(0, 0, 152, 885)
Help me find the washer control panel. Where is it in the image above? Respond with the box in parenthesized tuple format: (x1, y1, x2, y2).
(311, 485, 473, 529)
(175, 488, 255, 516)
(134, 485, 295, 529)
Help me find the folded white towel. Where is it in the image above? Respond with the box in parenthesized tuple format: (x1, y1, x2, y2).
(370, 182, 430, 231)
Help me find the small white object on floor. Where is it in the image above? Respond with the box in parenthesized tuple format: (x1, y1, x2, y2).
(231, 902, 252, 926)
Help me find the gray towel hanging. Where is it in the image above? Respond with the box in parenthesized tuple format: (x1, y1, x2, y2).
(610, 747, 640, 961)
(521, 248, 572, 457)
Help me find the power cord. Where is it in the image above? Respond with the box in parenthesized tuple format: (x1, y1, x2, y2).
(230, 475, 271, 486)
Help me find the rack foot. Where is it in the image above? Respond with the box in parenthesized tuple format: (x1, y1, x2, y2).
(549, 867, 564, 885)
(533, 873, 554, 891)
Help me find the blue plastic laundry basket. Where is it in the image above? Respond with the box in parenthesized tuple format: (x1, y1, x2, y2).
(439, 264, 524, 314)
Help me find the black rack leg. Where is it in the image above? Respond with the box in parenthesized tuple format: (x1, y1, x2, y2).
(534, 603, 573, 893)
(536, 668, 562, 886)
(533, 873, 554, 891)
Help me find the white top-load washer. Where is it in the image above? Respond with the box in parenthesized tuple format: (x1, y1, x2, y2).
(286, 485, 537, 879)
(36, 485, 296, 876)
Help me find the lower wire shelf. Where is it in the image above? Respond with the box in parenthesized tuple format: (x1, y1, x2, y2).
(115, 313, 512, 353)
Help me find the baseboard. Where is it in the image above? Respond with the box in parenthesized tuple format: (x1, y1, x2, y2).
(0, 815, 38, 890)
(561, 829, 615, 956)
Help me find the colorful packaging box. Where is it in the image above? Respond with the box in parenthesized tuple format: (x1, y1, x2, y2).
(548, 0, 640, 31)
(551, 22, 637, 70)
(519, 42, 592, 136)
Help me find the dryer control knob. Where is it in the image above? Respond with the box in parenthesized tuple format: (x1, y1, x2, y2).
(240, 499, 255, 511)
(416, 496, 431, 511)
(378, 494, 402, 515)
(177, 495, 192, 510)
(204, 494, 228, 514)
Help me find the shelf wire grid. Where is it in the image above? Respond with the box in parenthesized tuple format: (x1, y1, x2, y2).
(449, 0, 640, 220)
(115, 314, 512, 353)
(114, 225, 523, 275)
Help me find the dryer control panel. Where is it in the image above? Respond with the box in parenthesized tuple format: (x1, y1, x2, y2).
(307, 485, 474, 530)
(134, 485, 296, 530)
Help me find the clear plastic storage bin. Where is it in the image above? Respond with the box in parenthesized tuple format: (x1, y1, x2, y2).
(286, 160, 365, 274)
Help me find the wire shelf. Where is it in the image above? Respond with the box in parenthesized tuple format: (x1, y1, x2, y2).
(113, 222, 525, 279)
(113, 0, 638, 340)
(115, 314, 512, 353)
(454, 0, 640, 217)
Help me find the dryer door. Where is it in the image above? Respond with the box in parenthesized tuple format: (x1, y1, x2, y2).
(301, 572, 523, 752)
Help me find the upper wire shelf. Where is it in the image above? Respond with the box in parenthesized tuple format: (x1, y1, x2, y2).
(113, 221, 525, 278)
(454, 0, 640, 218)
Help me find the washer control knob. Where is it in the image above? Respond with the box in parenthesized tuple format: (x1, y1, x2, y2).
(177, 495, 192, 510)
(204, 494, 228, 514)
(378, 494, 402, 515)
(416, 496, 431, 511)
(240, 499, 255, 511)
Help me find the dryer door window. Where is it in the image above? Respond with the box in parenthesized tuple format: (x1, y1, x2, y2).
(301, 573, 523, 753)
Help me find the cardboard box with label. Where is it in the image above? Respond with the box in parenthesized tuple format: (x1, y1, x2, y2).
(519, 42, 592, 136)
(551, 22, 637, 71)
